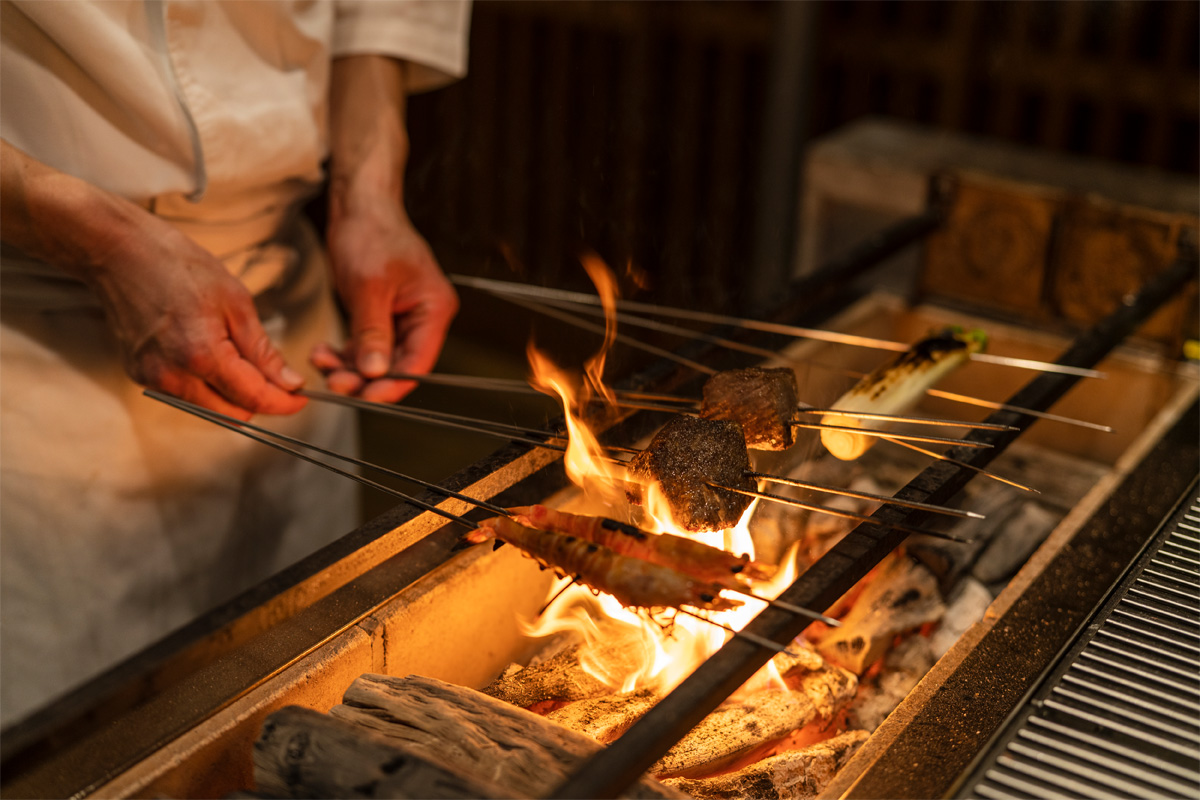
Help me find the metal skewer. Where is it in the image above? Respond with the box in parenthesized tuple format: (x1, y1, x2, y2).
(300, 391, 984, 515)
(540, 297, 1110, 432)
(790, 420, 993, 449)
(745, 472, 983, 520)
(709, 483, 976, 543)
(507, 292, 800, 371)
(450, 273, 1106, 379)
(882, 437, 1039, 493)
(721, 589, 841, 626)
(923, 388, 1115, 433)
(145, 390, 484, 530)
(500, 293, 716, 375)
(301, 391, 985, 518)
(467, 288, 1107, 432)
(676, 609, 800, 657)
(301, 389, 572, 455)
(387, 370, 1020, 433)
(797, 407, 1017, 432)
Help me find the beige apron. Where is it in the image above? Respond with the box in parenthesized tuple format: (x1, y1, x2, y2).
(0, 191, 358, 727)
(0, 0, 470, 728)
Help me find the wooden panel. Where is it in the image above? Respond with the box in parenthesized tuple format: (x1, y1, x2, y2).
(921, 176, 1058, 315)
(1050, 200, 1190, 344)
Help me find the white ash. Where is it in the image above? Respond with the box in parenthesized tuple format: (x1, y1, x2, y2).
(930, 577, 993, 659)
(845, 634, 939, 732)
(971, 501, 1059, 585)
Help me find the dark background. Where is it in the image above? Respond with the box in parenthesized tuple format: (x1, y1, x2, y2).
(406, 0, 1198, 311)
(360, 0, 1199, 516)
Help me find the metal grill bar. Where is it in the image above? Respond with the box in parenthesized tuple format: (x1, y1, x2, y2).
(964, 487, 1200, 799)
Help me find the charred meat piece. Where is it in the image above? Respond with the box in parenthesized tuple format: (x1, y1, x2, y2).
(700, 367, 799, 451)
(626, 416, 755, 532)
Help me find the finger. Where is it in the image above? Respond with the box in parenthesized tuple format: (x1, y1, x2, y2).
(197, 339, 308, 416)
(324, 368, 365, 396)
(157, 369, 253, 422)
(390, 288, 458, 376)
(226, 305, 306, 392)
(359, 377, 418, 404)
(347, 284, 396, 379)
(310, 342, 348, 373)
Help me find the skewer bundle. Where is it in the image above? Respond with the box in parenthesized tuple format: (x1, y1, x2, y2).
(145, 271, 1111, 643)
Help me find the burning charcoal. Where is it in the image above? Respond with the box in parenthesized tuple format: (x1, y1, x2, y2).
(545, 689, 659, 743)
(701, 368, 799, 451)
(626, 415, 755, 532)
(329, 674, 687, 799)
(650, 661, 858, 779)
(255, 706, 509, 798)
(845, 635, 938, 732)
(813, 555, 945, 675)
(481, 643, 638, 711)
(662, 730, 870, 800)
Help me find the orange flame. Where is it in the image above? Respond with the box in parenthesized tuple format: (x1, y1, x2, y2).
(522, 256, 793, 697)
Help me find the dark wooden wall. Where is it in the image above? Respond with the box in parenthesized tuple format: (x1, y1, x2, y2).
(812, 0, 1199, 172)
(404, 1, 1197, 316)
(406, 1, 775, 316)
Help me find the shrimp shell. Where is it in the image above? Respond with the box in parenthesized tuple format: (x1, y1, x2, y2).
(509, 505, 772, 587)
(467, 516, 741, 612)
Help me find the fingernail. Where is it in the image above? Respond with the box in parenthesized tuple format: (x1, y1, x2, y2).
(281, 366, 305, 388)
(360, 352, 388, 377)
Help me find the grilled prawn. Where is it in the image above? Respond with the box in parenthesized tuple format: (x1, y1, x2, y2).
(508, 505, 772, 588)
(466, 515, 741, 612)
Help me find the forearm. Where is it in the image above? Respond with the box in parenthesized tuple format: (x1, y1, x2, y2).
(0, 139, 152, 286)
(328, 55, 410, 221)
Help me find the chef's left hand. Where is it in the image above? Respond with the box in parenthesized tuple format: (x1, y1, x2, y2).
(313, 202, 457, 403)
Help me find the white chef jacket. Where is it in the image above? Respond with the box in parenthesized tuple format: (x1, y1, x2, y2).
(0, 0, 470, 727)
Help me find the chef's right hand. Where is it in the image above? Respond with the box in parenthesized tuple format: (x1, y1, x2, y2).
(0, 140, 307, 420)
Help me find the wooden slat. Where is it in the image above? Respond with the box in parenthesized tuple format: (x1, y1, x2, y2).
(500, 15, 535, 268)
(661, 36, 705, 307)
(611, 29, 653, 282)
(703, 42, 745, 308)
(532, 18, 573, 284)
(1091, 1, 1138, 160)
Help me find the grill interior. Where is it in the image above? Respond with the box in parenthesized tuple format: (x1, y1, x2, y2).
(62, 287, 1196, 800)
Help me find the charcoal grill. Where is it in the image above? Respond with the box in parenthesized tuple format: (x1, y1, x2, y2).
(1, 123, 1196, 800)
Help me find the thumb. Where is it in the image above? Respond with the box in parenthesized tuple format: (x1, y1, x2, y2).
(348, 286, 395, 379)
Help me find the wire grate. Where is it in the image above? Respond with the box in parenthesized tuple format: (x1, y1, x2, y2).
(964, 491, 1200, 799)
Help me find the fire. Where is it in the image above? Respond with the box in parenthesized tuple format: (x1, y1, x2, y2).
(522, 257, 795, 699)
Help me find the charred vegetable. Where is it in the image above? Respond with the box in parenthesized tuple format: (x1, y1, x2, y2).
(821, 327, 987, 461)
(700, 367, 799, 451)
(625, 415, 756, 532)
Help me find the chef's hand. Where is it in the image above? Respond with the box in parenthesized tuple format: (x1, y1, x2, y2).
(313, 55, 458, 404)
(94, 223, 309, 419)
(312, 201, 457, 403)
(0, 139, 307, 421)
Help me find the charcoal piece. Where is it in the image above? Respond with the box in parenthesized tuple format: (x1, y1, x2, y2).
(626, 416, 755, 532)
(701, 368, 799, 451)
